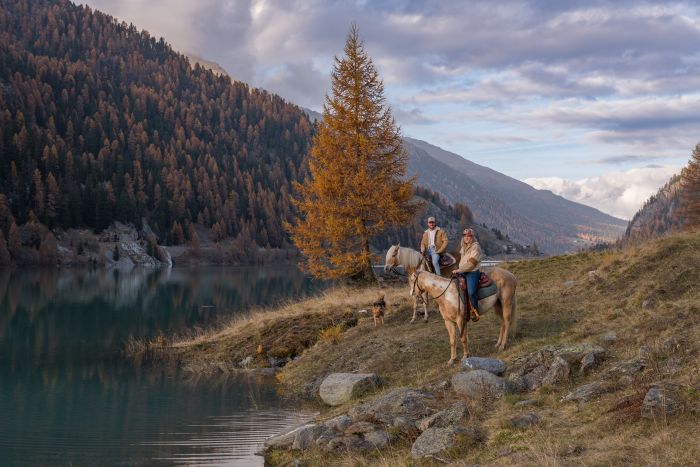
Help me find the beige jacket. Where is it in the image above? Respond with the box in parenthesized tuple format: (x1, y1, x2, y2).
(420, 227, 448, 254)
(456, 240, 482, 273)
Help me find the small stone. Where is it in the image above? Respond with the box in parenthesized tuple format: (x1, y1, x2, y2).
(392, 416, 416, 434)
(579, 352, 599, 374)
(506, 374, 527, 394)
(363, 430, 390, 448)
(348, 388, 433, 425)
(510, 412, 540, 428)
(264, 423, 315, 450)
(641, 386, 680, 419)
(554, 343, 606, 365)
(514, 399, 538, 408)
(561, 382, 607, 403)
(542, 357, 570, 386)
(411, 426, 477, 458)
(319, 373, 381, 406)
(239, 356, 253, 368)
(268, 356, 288, 368)
(461, 356, 507, 376)
(452, 369, 507, 399)
(416, 401, 468, 432)
(599, 331, 617, 345)
(563, 280, 576, 288)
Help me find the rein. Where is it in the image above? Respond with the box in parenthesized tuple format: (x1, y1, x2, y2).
(411, 271, 455, 301)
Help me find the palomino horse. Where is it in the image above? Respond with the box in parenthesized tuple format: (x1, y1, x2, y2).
(386, 245, 517, 353)
(384, 244, 461, 323)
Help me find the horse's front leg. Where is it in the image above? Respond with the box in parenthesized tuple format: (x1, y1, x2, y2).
(422, 291, 429, 322)
(444, 319, 457, 365)
(457, 311, 469, 359)
(411, 296, 418, 323)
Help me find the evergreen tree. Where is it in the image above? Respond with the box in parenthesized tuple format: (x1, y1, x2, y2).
(8, 222, 21, 258)
(289, 25, 417, 280)
(681, 143, 700, 228)
(0, 230, 10, 267)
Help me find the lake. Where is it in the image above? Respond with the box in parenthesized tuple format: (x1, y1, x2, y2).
(0, 266, 326, 466)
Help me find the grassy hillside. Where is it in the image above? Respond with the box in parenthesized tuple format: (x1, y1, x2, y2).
(154, 229, 700, 465)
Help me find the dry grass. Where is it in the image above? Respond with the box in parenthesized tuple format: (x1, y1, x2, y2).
(153, 230, 700, 465)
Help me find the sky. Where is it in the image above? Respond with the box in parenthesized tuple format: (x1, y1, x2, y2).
(82, 0, 700, 219)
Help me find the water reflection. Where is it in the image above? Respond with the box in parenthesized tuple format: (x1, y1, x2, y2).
(0, 267, 324, 466)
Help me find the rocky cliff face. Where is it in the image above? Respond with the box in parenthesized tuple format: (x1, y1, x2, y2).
(625, 174, 684, 241)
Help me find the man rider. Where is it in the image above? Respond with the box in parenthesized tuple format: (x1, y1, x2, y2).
(420, 216, 448, 276)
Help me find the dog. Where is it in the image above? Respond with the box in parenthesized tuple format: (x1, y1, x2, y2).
(371, 291, 386, 327)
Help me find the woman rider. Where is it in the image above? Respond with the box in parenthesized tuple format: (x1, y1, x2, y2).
(452, 228, 483, 321)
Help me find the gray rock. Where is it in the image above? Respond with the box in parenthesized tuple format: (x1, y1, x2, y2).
(506, 374, 527, 394)
(239, 356, 253, 369)
(416, 401, 469, 432)
(348, 387, 433, 425)
(268, 356, 288, 368)
(604, 357, 646, 377)
(324, 435, 371, 452)
(423, 379, 450, 392)
(641, 386, 680, 419)
(563, 280, 576, 288)
(392, 416, 416, 434)
(323, 414, 352, 432)
(542, 357, 570, 386)
(553, 343, 606, 366)
(599, 331, 618, 345)
(561, 382, 607, 403)
(452, 369, 507, 399)
(514, 399, 538, 408)
(461, 356, 507, 376)
(363, 430, 391, 448)
(411, 426, 473, 458)
(292, 424, 328, 450)
(523, 365, 549, 391)
(319, 373, 380, 406)
(264, 423, 316, 450)
(580, 352, 599, 374)
(510, 412, 540, 428)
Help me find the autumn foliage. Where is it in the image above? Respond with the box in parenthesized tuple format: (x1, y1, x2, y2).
(289, 26, 418, 280)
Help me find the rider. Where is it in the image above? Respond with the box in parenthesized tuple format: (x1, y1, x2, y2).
(420, 216, 448, 276)
(452, 228, 483, 321)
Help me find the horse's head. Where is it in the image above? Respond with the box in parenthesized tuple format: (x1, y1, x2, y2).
(384, 244, 400, 273)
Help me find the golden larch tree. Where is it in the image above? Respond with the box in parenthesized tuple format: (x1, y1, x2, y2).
(681, 143, 700, 228)
(290, 25, 418, 281)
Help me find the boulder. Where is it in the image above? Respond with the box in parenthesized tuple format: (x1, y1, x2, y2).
(322, 414, 352, 432)
(264, 423, 316, 450)
(348, 387, 433, 425)
(411, 426, 481, 459)
(461, 356, 507, 376)
(553, 343, 606, 366)
(641, 386, 680, 419)
(319, 373, 380, 406)
(510, 412, 540, 428)
(292, 424, 329, 450)
(416, 401, 469, 432)
(598, 331, 618, 345)
(542, 357, 570, 387)
(344, 421, 377, 435)
(363, 429, 391, 448)
(561, 382, 607, 403)
(522, 365, 549, 391)
(580, 352, 599, 374)
(324, 435, 371, 452)
(452, 369, 507, 399)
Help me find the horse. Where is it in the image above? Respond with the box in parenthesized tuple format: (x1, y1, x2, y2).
(385, 244, 518, 352)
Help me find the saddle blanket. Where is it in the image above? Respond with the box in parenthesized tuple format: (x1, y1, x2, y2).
(458, 273, 498, 301)
(477, 283, 498, 300)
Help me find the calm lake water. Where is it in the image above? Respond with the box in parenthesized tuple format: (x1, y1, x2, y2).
(0, 266, 326, 466)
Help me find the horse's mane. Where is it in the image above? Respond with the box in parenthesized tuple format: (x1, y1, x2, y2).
(397, 246, 424, 273)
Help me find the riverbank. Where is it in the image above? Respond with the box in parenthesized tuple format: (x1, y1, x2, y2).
(157, 230, 700, 465)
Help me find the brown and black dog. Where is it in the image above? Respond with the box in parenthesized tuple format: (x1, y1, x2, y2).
(371, 291, 386, 327)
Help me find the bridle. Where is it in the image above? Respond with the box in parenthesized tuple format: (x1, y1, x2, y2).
(411, 270, 455, 301)
(386, 245, 407, 276)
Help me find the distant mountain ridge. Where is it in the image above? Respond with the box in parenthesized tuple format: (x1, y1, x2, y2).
(403, 138, 627, 253)
(625, 174, 684, 241)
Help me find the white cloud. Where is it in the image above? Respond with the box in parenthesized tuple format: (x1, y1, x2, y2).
(525, 165, 682, 219)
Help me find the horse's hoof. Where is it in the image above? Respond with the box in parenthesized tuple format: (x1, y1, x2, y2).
(447, 359, 456, 365)
(410, 319, 416, 324)
(423, 318, 428, 323)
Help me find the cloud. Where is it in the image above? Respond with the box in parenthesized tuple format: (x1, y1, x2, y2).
(525, 165, 682, 219)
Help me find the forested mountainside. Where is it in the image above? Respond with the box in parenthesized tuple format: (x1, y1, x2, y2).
(404, 138, 627, 253)
(625, 174, 684, 241)
(0, 0, 312, 249)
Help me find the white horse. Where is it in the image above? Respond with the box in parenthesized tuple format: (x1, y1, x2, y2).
(385, 244, 518, 351)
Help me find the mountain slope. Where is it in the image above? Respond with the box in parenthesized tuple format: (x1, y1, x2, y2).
(0, 0, 312, 248)
(625, 174, 684, 241)
(404, 137, 627, 253)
